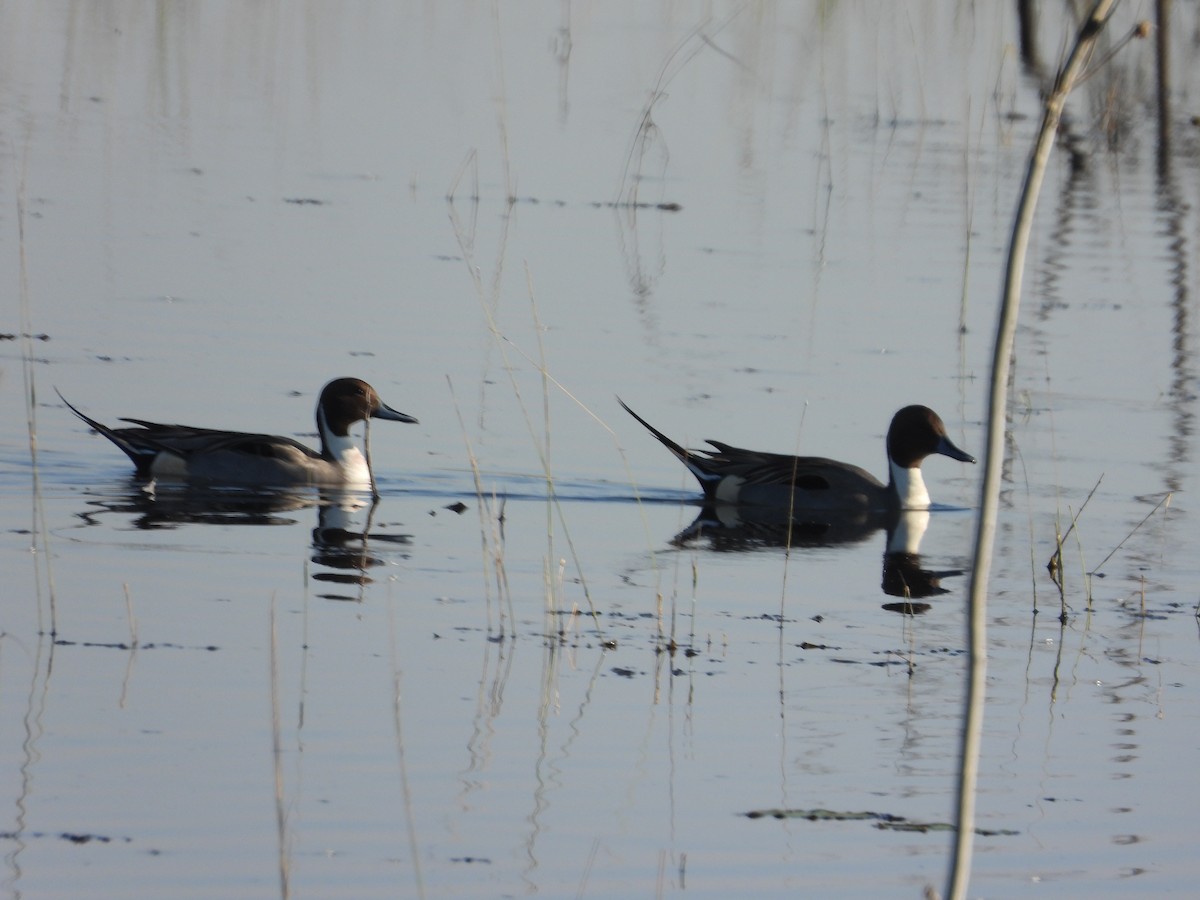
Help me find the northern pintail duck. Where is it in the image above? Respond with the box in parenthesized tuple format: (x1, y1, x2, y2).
(620, 400, 974, 512)
(59, 377, 417, 487)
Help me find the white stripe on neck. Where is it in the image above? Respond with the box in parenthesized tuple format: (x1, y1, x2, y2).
(326, 432, 371, 484)
(890, 459, 931, 509)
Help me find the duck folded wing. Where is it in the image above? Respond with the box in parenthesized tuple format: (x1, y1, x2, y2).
(701, 441, 883, 491)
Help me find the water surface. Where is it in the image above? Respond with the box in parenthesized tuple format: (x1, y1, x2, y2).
(2, 3, 1197, 897)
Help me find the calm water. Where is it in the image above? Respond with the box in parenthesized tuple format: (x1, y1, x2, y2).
(2, 3, 1198, 897)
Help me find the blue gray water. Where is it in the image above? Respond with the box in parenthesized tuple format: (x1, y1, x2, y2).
(1, 3, 1196, 897)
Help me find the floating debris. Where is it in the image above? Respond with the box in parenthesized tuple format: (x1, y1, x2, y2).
(742, 807, 1018, 836)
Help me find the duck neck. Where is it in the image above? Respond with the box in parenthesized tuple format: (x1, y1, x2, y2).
(318, 408, 371, 482)
(888, 459, 931, 510)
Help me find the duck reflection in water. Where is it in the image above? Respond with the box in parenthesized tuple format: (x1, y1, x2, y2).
(74, 483, 411, 601)
(75, 481, 316, 529)
(877, 509, 965, 614)
(667, 506, 966, 615)
(310, 491, 412, 601)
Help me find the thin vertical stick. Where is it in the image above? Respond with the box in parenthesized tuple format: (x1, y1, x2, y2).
(947, 3, 1119, 898)
(363, 416, 379, 500)
(17, 147, 57, 636)
(388, 593, 426, 899)
(268, 596, 291, 899)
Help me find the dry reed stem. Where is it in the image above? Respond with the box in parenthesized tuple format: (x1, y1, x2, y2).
(387, 595, 426, 899)
(447, 376, 512, 639)
(1046, 473, 1103, 584)
(122, 583, 139, 648)
(445, 148, 480, 203)
(363, 417, 378, 500)
(776, 403, 810, 625)
(268, 596, 291, 899)
(17, 147, 57, 637)
(948, 3, 1120, 898)
(530, 269, 557, 621)
(1012, 445, 1042, 615)
(577, 837, 601, 896)
(1067, 504, 1094, 608)
(507, 356, 663, 586)
(501, 272, 599, 633)
(445, 119, 600, 639)
(1089, 491, 1173, 575)
(490, 1, 515, 202)
(117, 583, 139, 709)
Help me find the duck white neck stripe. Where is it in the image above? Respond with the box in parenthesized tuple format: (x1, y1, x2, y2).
(326, 432, 370, 482)
(889, 459, 931, 510)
